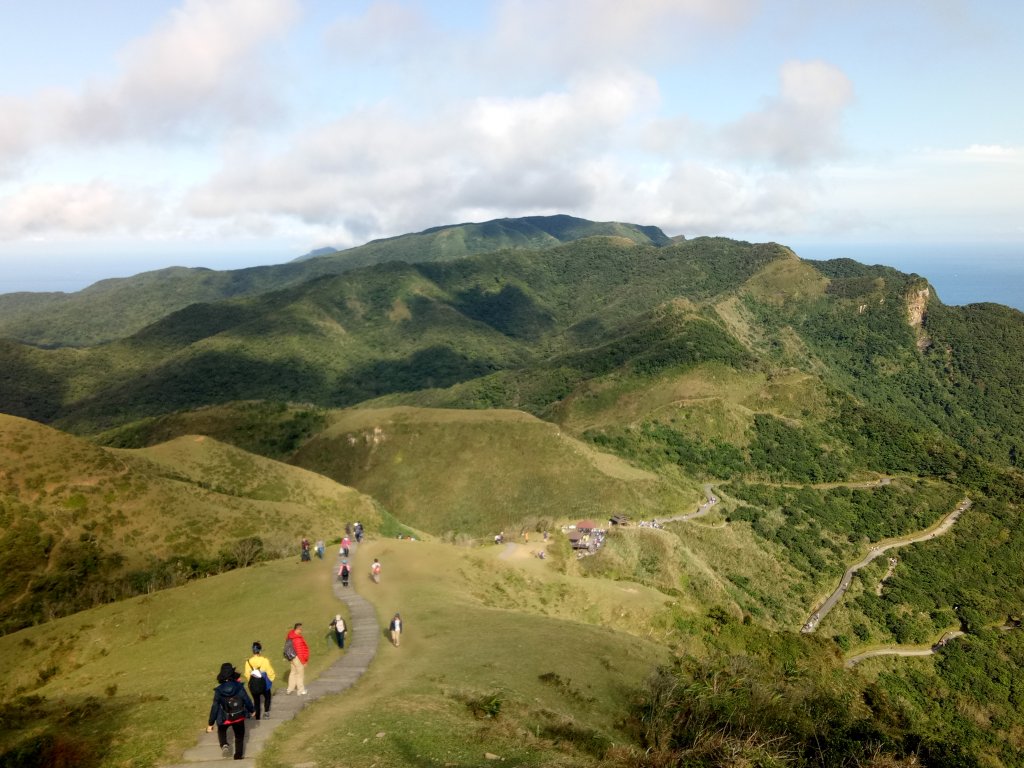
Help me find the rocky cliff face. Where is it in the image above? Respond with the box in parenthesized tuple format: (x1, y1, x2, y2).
(907, 286, 929, 328)
(906, 285, 931, 349)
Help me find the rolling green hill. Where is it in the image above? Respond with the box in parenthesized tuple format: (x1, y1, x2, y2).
(0, 413, 377, 634)
(0, 215, 670, 347)
(286, 406, 696, 537)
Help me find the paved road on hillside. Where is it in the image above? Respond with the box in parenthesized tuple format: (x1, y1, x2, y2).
(802, 497, 971, 634)
(845, 630, 965, 668)
(162, 550, 381, 768)
(654, 484, 718, 524)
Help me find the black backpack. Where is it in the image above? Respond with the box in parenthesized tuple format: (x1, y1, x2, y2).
(283, 637, 297, 661)
(221, 690, 246, 720)
(248, 671, 267, 693)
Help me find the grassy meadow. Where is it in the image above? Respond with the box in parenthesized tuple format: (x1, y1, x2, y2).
(0, 413, 376, 633)
(0, 558, 347, 767)
(289, 407, 701, 538)
(260, 537, 676, 768)
(0, 535, 683, 768)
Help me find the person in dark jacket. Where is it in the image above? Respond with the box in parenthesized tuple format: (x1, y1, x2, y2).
(206, 662, 255, 760)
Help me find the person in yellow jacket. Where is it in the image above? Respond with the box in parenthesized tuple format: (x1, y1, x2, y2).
(243, 641, 277, 720)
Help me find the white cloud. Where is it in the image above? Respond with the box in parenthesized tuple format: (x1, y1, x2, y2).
(722, 60, 854, 167)
(0, 181, 160, 238)
(492, 0, 755, 75)
(185, 71, 661, 242)
(325, 1, 432, 62)
(951, 144, 1022, 161)
(0, 0, 298, 173)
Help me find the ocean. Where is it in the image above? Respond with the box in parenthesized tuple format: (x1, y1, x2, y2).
(790, 243, 1024, 313)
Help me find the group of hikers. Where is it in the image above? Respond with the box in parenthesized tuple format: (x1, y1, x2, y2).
(205, 623, 310, 760)
(300, 537, 325, 561)
(301, 523, 365, 562)
(206, 522, 402, 760)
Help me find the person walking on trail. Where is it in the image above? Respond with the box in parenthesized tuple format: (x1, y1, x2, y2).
(338, 559, 350, 587)
(340, 535, 352, 557)
(284, 623, 310, 695)
(389, 612, 402, 647)
(206, 662, 255, 760)
(329, 614, 347, 648)
(315, 539, 325, 559)
(354, 522, 364, 543)
(371, 558, 381, 583)
(301, 537, 311, 562)
(243, 642, 276, 720)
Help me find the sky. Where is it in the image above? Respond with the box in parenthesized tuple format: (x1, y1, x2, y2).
(1, 0, 1022, 294)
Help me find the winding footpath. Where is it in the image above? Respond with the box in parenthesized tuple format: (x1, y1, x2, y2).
(845, 630, 965, 668)
(802, 497, 971, 634)
(653, 484, 719, 524)
(162, 551, 380, 768)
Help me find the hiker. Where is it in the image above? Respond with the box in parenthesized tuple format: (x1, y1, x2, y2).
(371, 558, 381, 583)
(345, 522, 352, 536)
(315, 539, 325, 559)
(206, 662, 255, 760)
(389, 612, 402, 647)
(340, 535, 351, 557)
(284, 623, 310, 695)
(338, 559, 350, 587)
(329, 614, 346, 648)
(301, 538, 311, 562)
(243, 642, 276, 720)
(354, 522, 364, 543)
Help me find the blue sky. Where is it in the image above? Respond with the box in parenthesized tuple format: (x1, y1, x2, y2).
(1, 0, 1022, 293)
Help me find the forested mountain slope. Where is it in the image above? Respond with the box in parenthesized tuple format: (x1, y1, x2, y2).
(0, 215, 669, 347)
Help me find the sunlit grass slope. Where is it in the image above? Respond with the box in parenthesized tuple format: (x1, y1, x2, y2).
(0, 558, 346, 768)
(0, 413, 376, 632)
(261, 538, 675, 768)
(288, 406, 701, 537)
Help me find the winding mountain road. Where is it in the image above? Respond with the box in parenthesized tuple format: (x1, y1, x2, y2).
(845, 631, 965, 668)
(802, 497, 971, 634)
(654, 484, 718, 524)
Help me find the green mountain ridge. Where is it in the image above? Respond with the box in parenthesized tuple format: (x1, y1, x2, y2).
(0, 214, 670, 347)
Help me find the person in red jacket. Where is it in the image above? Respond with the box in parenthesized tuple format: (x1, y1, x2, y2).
(285, 623, 310, 695)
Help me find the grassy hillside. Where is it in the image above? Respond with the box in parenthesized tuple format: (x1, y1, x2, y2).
(0, 558, 347, 767)
(0, 532, 966, 768)
(287, 407, 698, 538)
(0, 414, 376, 634)
(0, 215, 670, 347)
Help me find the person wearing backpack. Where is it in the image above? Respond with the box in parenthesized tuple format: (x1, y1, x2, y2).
(242, 642, 276, 720)
(206, 662, 255, 760)
(329, 614, 346, 648)
(284, 623, 310, 695)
